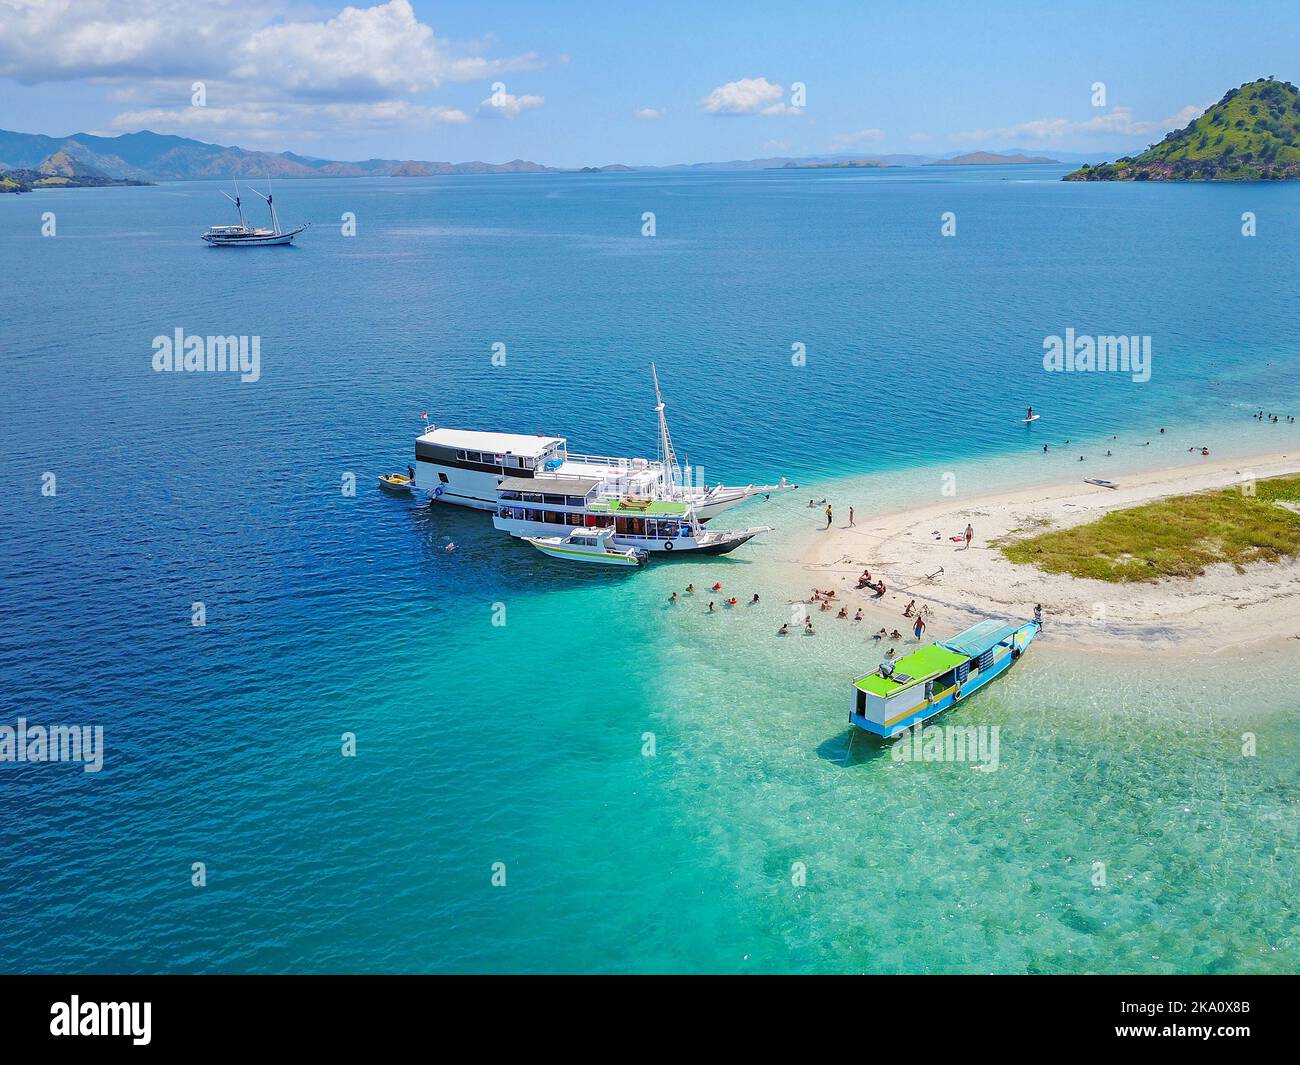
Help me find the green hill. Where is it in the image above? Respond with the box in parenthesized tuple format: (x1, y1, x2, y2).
(1065, 77, 1300, 181)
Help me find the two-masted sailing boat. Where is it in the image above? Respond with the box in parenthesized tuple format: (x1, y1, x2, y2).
(202, 182, 308, 246)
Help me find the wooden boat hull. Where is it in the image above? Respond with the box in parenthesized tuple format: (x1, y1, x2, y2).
(526, 538, 645, 566)
(202, 226, 305, 247)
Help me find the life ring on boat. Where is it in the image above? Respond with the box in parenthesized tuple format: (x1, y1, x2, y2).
(952, 685, 962, 702)
(663, 540, 674, 551)
(433, 485, 444, 497)
(1011, 646, 1021, 660)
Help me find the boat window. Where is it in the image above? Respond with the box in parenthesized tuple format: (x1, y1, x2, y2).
(565, 496, 587, 507)
(438, 473, 449, 484)
(455, 450, 466, 460)
(523, 492, 543, 503)
(543, 494, 567, 506)
(855, 689, 867, 714)
(934, 670, 956, 691)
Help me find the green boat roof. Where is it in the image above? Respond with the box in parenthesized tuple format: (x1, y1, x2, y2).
(588, 499, 688, 516)
(854, 643, 968, 697)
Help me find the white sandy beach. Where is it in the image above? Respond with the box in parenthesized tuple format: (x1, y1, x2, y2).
(788, 450, 1300, 654)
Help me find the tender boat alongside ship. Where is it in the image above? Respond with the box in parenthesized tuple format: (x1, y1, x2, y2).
(849, 618, 1039, 737)
(525, 526, 648, 567)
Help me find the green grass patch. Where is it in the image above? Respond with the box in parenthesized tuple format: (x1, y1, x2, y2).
(1001, 475, 1300, 582)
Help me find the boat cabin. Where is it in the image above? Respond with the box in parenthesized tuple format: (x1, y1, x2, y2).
(414, 427, 568, 509)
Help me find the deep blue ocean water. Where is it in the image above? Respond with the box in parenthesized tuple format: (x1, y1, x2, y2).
(1, 166, 1297, 972)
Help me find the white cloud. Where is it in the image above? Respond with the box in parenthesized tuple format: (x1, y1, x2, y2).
(956, 104, 1208, 144)
(635, 107, 666, 120)
(233, 1, 536, 99)
(478, 91, 544, 119)
(830, 128, 884, 149)
(700, 77, 798, 116)
(112, 100, 469, 136)
(0, 0, 540, 141)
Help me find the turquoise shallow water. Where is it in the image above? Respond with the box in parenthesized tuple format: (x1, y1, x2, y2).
(0, 167, 1297, 972)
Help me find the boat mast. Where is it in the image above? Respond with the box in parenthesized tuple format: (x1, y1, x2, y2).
(221, 182, 247, 229)
(651, 363, 683, 491)
(249, 180, 281, 235)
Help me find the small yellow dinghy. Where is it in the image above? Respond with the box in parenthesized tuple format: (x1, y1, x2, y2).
(378, 472, 414, 494)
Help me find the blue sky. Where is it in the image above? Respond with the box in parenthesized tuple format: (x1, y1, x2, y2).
(0, 0, 1296, 166)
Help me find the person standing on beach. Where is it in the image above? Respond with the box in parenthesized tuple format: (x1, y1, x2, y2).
(964, 523, 974, 549)
(849, 506, 855, 527)
(825, 505, 833, 529)
(913, 614, 926, 641)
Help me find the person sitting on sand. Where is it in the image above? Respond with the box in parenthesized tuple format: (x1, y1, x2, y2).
(854, 608, 864, 621)
(902, 600, 915, 617)
(874, 580, 886, 597)
(777, 623, 789, 635)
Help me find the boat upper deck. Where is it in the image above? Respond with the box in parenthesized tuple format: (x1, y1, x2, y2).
(589, 498, 689, 516)
(421, 426, 565, 459)
(854, 644, 968, 697)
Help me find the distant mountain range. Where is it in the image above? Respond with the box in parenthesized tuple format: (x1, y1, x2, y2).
(1066, 77, 1300, 181)
(0, 126, 1103, 191)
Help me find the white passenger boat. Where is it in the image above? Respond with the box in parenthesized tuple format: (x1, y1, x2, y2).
(524, 527, 648, 567)
(202, 182, 308, 247)
(411, 367, 795, 521)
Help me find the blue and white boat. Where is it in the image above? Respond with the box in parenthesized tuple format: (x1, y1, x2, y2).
(849, 618, 1039, 737)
